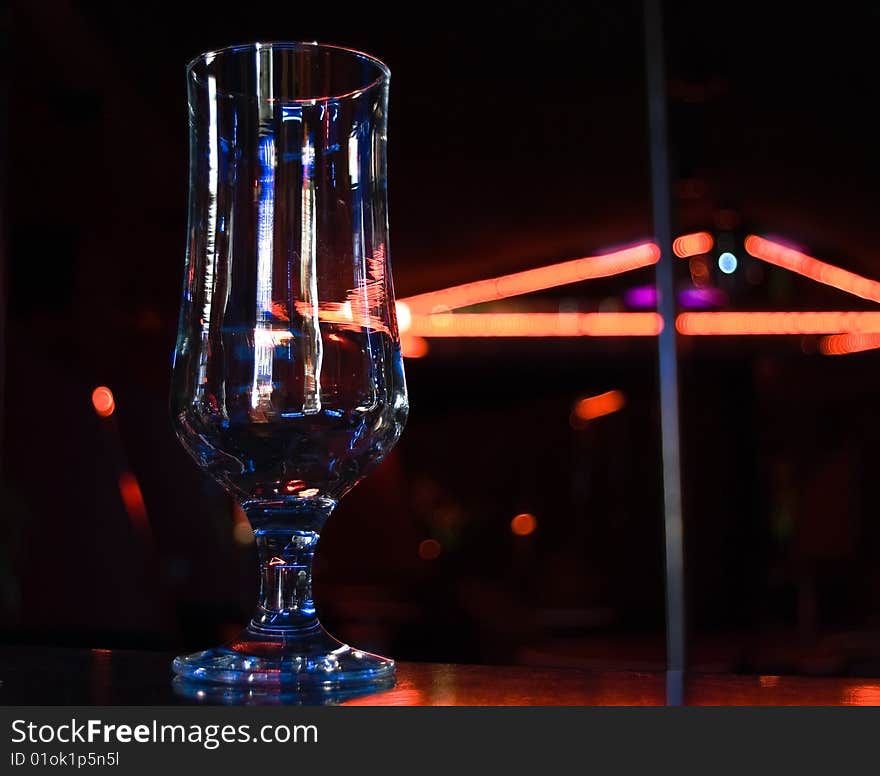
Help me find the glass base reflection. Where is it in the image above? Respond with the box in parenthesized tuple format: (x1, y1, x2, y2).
(172, 624, 395, 691)
(172, 674, 396, 706)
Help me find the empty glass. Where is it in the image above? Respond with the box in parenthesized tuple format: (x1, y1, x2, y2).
(170, 42, 408, 688)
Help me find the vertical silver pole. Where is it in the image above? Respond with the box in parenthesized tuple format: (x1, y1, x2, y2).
(643, 0, 686, 702)
(0, 5, 8, 478)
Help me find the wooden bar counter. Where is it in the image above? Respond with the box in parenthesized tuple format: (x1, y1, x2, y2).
(1, 647, 878, 706)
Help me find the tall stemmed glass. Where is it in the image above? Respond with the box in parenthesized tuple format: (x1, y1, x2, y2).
(170, 42, 408, 687)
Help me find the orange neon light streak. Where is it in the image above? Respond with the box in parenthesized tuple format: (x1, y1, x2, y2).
(673, 231, 713, 258)
(406, 312, 663, 338)
(744, 235, 880, 304)
(819, 333, 880, 355)
(402, 311, 880, 340)
(572, 390, 626, 424)
(676, 311, 880, 336)
(399, 243, 660, 313)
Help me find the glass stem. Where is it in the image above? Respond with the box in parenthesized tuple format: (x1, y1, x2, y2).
(244, 502, 334, 636)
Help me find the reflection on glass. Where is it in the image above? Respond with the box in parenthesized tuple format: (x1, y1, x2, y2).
(170, 42, 407, 689)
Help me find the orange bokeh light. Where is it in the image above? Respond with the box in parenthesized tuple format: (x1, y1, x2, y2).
(401, 335, 430, 358)
(676, 311, 880, 336)
(118, 472, 148, 530)
(406, 312, 663, 338)
(819, 332, 880, 355)
(418, 539, 442, 560)
(744, 235, 880, 304)
(510, 513, 537, 536)
(92, 386, 115, 417)
(399, 243, 660, 314)
(571, 390, 626, 426)
(673, 231, 714, 258)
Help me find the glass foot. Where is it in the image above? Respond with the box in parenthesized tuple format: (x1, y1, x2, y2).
(172, 626, 395, 689)
(172, 675, 395, 705)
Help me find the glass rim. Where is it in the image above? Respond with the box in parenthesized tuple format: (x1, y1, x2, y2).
(186, 41, 390, 103)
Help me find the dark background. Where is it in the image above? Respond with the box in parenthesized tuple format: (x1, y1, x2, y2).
(3, 0, 880, 675)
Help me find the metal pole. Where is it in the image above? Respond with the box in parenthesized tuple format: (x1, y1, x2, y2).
(0, 4, 8, 478)
(643, 0, 686, 702)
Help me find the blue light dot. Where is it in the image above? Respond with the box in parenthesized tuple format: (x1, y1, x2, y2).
(718, 252, 738, 274)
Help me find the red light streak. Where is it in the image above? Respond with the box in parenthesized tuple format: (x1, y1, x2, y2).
(92, 386, 115, 417)
(676, 311, 880, 336)
(402, 311, 880, 341)
(406, 312, 663, 338)
(744, 235, 880, 304)
(118, 472, 149, 533)
(399, 243, 660, 313)
(845, 684, 880, 705)
(571, 390, 626, 426)
(673, 231, 713, 258)
(393, 235, 880, 350)
(819, 333, 880, 355)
